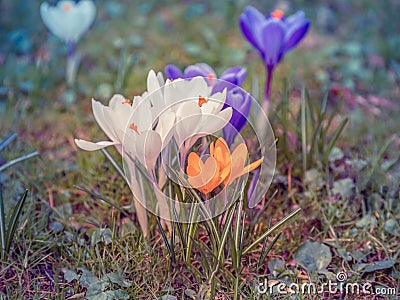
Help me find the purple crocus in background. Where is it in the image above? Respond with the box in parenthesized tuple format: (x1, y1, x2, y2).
(239, 6, 310, 106)
(165, 63, 251, 146)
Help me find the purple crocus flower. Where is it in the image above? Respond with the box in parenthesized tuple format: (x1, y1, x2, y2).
(165, 63, 251, 146)
(165, 63, 216, 83)
(239, 6, 310, 104)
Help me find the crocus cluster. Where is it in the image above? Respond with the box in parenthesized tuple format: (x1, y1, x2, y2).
(165, 63, 251, 147)
(239, 6, 310, 105)
(75, 70, 239, 234)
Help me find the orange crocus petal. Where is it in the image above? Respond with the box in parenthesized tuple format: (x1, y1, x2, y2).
(186, 138, 263, 195)
(228, 143, 248, 180)
(232, 157, 264, 183)
(213, 138, 230, 163)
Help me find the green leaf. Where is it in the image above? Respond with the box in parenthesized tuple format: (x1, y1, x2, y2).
(160, 295, 177, 300)
(184, 289, 197, 299)
(62, 268, 79, 283)
(294, 241, 332, 274)
(103, 272, 132, 288)
(5, 189, 28, 254)
(268, 259, 285, 277)
(328, 147, 344, 162)
(356, 214, 377, 228)
(0, 184, 6, 258)
(103, 290, 129, 299)
(332, 178, 354, 198)
(85, 281, 109, 300)
(0, 151, 39, 173)
(0, 133, 18, 152)
(304, 169, 324, 189)
(337, 248, 352, 261)
(243, 208, 301, 255)
(383, 219, 399, 236)
(89, 228, 113, 246)
(77, 268, 100, 289)
(353, 260, 396, 273)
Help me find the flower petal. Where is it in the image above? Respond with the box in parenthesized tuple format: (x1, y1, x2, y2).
(184, 63, 215, 79)
(260, 20, 285, 67)
(165, 64, 183, 79)
(74, 139, 118, 151)
(283, 20, 310, 53)
(40, 0, 96, 42)
(239, 6, 265, 51)
(220, 67, 247, 86)
(135, 130, 162, 170)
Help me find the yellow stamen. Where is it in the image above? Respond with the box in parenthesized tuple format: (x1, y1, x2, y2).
(122, 98, 131, 105)
(62, 3, 71, 12)
(271, 9, 284, 19)
(198, 96, 208, 107)
(129, 123, 140, 135)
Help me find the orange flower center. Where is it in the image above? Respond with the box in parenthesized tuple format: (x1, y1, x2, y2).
(122, 98, 131, 105)
(129, 123, 140, 135)
(271, 9, 284, 19)
(207, 73, 215, 80)
(62, 3, 72, 12)
(198, 96, 208, 107)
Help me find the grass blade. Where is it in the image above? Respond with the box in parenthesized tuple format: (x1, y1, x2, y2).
(0, 151, 40, 173)
(156, 215, 175, 265)
(243, 208, 301, 256)
(257, 232, 282, 270)
(101, 148, 125, 179)
(301, 87, 307, 175)
(323, 117, 348, 163)
(0, 133, 18, 152)
(5, 189, 28, 254)
(0, 184, 6, 257)
(75, 185, 133, 221)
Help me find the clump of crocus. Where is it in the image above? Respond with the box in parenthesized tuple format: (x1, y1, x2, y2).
(165, 63, 251, 147)
(239, 6, 310, 107)
(186, 138, 263, 196)
(40, 0, 96, 86)
(75, 70, 233, 233)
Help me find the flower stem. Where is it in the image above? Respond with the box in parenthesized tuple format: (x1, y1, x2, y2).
(263, 66, 274, 113)
(67, 41, 76, 59)
(66, 41, 79, 87)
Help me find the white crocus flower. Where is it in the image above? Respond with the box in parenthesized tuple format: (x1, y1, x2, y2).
(164, 77, 232, 164)
(75, 94, 150, 236)
(141, 74, 232, 166)
(75, 71, 173, 236)
(40, 0, 96, 43)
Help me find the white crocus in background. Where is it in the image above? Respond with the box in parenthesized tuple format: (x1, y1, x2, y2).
(40, 0, 96, 86)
